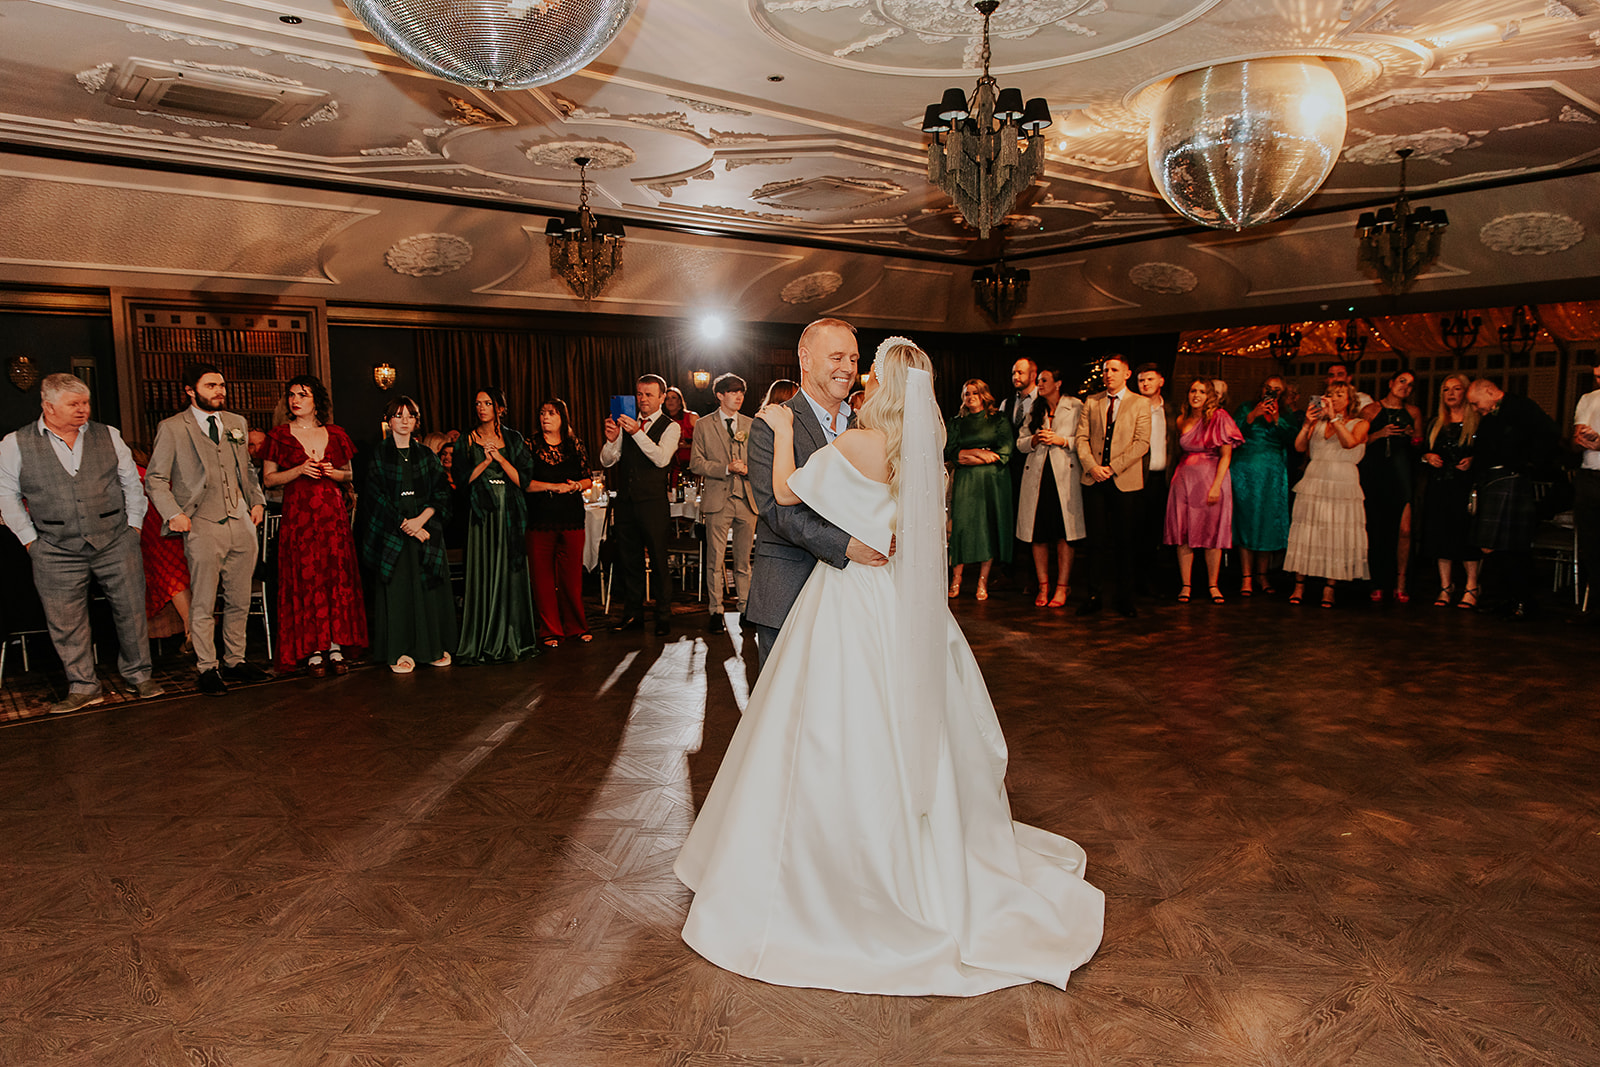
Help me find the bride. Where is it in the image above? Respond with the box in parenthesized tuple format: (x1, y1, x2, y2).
(674, 338, 1104, 997)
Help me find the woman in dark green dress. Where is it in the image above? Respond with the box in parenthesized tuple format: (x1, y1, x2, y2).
(1231, 375, 1301, 595)
(360, 395, 457, 673)
(945, 378, 1014, 600)
(457, 387, 538, 663)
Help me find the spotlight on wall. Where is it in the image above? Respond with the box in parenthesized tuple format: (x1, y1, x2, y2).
(373, 363, 397, 390)
(699, 315, 726, 341)
(691, 369, 712, 390)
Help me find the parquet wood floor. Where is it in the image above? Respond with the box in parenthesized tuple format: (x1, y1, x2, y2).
(2, 593, 1597, 1066)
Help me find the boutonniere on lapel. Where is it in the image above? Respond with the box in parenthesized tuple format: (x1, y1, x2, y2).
(734, 430, 748, 443)
(225, 427, 246, 445)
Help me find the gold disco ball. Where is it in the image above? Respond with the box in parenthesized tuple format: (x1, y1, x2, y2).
(1146, 57, 1348, 230)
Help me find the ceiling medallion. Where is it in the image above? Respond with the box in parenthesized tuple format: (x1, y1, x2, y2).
(1355, 149, 1449, 293)
(546, 156, 625, 300)
(1148, 56, 1347, 230)
(524, 140, 635, 170)
(385, 233, 474, 277)
(345, 0, 638, 89)
(1479, 212, 1585, 255)
(1129, 262, 1198, 294)
(921, 0, 1052, 238)
(781, 272, 845, 304)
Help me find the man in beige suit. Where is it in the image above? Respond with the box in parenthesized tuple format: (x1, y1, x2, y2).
(1075, 354, 1150, 617)
(690, 373, 756, 634)
(146, 362, 268, 695)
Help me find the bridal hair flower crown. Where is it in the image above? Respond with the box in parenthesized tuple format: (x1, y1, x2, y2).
(876, 335, 919, 360)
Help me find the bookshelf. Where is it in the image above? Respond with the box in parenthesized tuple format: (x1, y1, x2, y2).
(111, 291, 330, 446)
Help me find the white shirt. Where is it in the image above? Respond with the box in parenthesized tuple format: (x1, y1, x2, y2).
(1145, 394, 1167, 472)
(1576, 389, 1600, 470)
(801, 388, 851, 443)
(716, 407, 742, 476)
(600, 409, 681, 469)
(0, 417, 146, 546)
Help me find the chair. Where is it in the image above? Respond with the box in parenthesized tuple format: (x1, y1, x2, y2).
(1532, 510, 1579, 605)
(0, 528, 50, 686)
(247, 512, 279, 662)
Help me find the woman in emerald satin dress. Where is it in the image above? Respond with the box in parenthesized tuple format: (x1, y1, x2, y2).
(1231, 375, 1301, 595)
(945, 378, 1013, 600)
(360, 396, 457, 673)
(457, 387, 538, 663)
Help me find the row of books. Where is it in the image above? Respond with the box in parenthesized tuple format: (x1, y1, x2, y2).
(142, 379, 287, 411)
(140, 352, 309, 381)
(138, 326, 308, 357)
(142, 405, 280, 426)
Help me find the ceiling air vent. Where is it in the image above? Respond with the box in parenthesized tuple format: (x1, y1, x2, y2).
(105, 59, 329, 129)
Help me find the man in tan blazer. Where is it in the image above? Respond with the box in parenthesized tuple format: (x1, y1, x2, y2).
(690, 373, 757, 633)
(146, 362, 268, 695)
(1075, 354, 1150, 617)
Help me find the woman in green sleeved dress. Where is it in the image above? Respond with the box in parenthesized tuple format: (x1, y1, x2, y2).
(360, 395, 458, 673)
(945, 378, 1014, 600)
(1231, 375, 1301, 596)
(456, 387, 538, 663)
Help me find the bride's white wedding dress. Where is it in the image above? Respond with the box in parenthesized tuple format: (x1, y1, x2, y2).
(674, 438, 1104, 996)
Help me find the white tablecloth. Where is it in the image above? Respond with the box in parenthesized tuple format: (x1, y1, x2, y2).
(582, 503, 608, 571)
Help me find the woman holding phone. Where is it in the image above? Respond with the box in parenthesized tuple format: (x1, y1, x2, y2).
(1283, 383, 1370, 607)
(1360, 371, 1424, 603)
(261, 375, 367, 674)
(1231, 375, 1300, 596)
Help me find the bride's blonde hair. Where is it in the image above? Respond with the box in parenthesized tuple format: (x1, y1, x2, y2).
(856, 338, 942, 499)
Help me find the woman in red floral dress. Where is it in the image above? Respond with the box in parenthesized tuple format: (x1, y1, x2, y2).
(261, 375, 368, 674)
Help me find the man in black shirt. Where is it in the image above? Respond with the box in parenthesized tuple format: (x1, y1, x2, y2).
(1466, 379, 1559, 617)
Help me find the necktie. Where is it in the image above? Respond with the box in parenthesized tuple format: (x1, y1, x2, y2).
(726, 416, 735, 439)
(207, 415, 220, 444)
(1102, 395, 1116, 467)
(1013, 393, 1025, 427)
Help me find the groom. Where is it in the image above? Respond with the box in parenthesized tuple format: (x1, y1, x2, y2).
(746, 317, 890, 666)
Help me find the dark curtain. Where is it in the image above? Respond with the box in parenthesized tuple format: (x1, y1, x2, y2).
(416, 329, 684, 461)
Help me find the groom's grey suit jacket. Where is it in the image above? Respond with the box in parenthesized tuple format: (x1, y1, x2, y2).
(744, 394, 852, 632)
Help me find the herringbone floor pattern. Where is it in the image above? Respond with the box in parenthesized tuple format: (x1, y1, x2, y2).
(1, 594, 1596, 1065)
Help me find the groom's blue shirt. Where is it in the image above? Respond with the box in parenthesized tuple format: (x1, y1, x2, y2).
(801, 389, 851, 443)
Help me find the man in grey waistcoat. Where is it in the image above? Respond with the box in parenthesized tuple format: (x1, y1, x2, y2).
(146, 362, 268, 696)
(0, 373, 163, 713)
(746, 317, 890, 668)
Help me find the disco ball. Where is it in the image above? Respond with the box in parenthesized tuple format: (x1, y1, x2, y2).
(1147, 57, 1348, 230)
(346, 0, 638, 90)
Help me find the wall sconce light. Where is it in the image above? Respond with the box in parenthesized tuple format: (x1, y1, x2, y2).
(691, 369, 711, 390)
(373, 363, 397, 390)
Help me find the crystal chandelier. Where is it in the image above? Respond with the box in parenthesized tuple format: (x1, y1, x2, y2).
(973, 253, 1029, 326)
(1355, 149, 1449, 293)
(921, 0, 1052, 239)
(1148, 57, 1348, 230)
(344, 0, 638, 90)
(546, 156, 624, 300)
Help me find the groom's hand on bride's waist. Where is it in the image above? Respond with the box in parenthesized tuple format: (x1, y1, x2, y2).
(846, 536, 891, 567)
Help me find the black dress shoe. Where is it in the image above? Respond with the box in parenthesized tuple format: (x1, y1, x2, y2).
(613, 616, 644, 632)
(221, 661, 270, 684)
(655, 619, 671, 637)
(1075, 596, 1103, 616)
(705, 613, 725, 633)
(196, 669, 228, 696)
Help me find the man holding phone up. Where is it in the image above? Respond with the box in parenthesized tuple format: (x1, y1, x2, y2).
(601, 374, 680, 636)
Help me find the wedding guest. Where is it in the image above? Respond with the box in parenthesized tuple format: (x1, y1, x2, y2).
(146, 362, 269, 696)
(602, 374, 679, 636)
(457, 387, 538, 661)
(525, 397, 593, 647)
(1467, 379, 1560, 617)
(1284, 382, 1370, 607)
(1016, 361, 1084, 608)
(1326, 361, 1374, 410)
(1420, 375, 1480, 607)
(1572, 364, 1600, 616)
(690, 374, 756, 632)
(1165, 378, 1243, 604)
(1360, 370, 1424, 603)
(1136, 362, 1177, 595)
(360, 396, 456, 673)
(1232, 375, 1299, 596)
(261, 375, 367, 675)
(761, 379, 799, 410)
(662, 385, 697, 487)
(1000, 357, 1039, 590)
(133, 451, 192, 646)
(945, 378, 1013, 600)
(1075, 354, 1149, 618)
(0, 373, 161, 712)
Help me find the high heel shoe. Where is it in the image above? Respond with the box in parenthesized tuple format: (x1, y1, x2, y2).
(1239, 575, 1253, 598)
(1321, 585, 1336, 608)
(975, 578, 988, 601)
(1176, 585, 1191, 603)
(948, 576, 961, 598)
(1048, 584, 1069, 608)
(1209, 586, 1225, 604)
(1434, 584, 1456, 607)
(1034, 586, 1050, 608)
(1288, 583, 1305, 605)
(1458, 585, 1480, 610)
(1394, 588, 1410, 605)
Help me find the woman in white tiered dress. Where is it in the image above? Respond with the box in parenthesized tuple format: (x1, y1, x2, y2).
(1283, 382, 1371, 608)
(674, 339, 1104, 998)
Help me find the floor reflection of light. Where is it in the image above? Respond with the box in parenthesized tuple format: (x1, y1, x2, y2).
(595, 650, 639, 697)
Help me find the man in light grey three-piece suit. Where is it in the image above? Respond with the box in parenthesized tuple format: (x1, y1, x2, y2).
(690, 373, 757, 634)
(145, 361, 268, 696)
(746, 317, 890, 668)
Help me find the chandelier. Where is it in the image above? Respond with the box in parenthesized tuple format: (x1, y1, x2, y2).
(1499, 305, 1540, 357)
(1148, 57, 1348, 230)
(1440, 311, 1482, 353)
(344, 0, 638, 90)
(546, 156, 624, 300)
(921, 0, 1052, 239)
(1355, 148, 1449, 293)
(1336, 318, 1368, 361)
(973, 253, 1029, 326)
(1266, 323, 1303, 364)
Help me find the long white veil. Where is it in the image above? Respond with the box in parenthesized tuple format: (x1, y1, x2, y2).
(891, 357, 949, 815)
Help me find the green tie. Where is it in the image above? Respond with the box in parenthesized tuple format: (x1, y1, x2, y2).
(207, 416, 220, 443)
